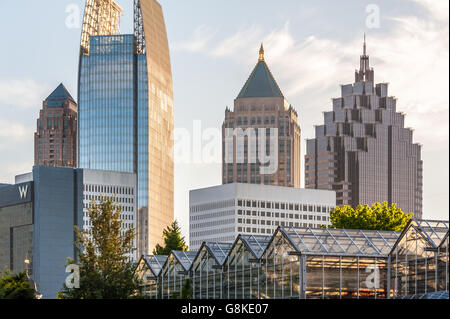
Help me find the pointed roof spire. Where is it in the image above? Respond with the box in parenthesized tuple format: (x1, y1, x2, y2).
(237, 44, 284, 99)
(45, 83, 76, 108)
(363, 33, 366, 56)
(259, 43, 265, 62)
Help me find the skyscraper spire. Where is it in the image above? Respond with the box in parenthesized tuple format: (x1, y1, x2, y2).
(259, 43, 265, 62)
(355, 33, 374, 83)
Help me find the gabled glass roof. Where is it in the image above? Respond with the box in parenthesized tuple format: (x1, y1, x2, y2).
(171, 251, 198, 271)
(239, 235, 272, 259)
(202, 242, 234, 265)
(413, 219, 449, 248)
(280, 227, 400, 257)
(142, 255, 168, 277)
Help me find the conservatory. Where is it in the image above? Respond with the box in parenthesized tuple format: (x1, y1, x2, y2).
(389, 219, 449, 298)
(135, 219, 449, 299)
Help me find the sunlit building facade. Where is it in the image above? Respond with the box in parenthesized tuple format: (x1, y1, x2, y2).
(222, 45, 302, 187)
(305, 39, 423, 218)
(34, 84, 77, 168)
(78, 0, 174, 255)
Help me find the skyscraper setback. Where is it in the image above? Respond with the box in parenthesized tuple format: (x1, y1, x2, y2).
(77, 0, 174, 255)
(222, 45, 302, 187)
(34, 84, 78, 168)
(305, 39, 423, 218)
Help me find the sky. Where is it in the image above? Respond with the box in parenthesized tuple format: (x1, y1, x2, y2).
(0, 0, 448, 241)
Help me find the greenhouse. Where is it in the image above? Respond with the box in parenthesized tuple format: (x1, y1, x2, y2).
(135, 219, 449, 299)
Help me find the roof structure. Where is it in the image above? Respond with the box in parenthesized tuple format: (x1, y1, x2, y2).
(279, 226, 400, 257)
(414, 219, 449, 247)
(239, 235, 272, 259)
(198, 242, 234, 265)
(170, 250, 198, 271)
(142, 255, 168, 277)
(237, 45, 284, 99)
(45, 83, 76, 108)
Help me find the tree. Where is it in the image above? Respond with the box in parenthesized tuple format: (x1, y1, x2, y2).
(58, 196, 143, 299)
(0, 269, 36, 299)
(153, 220, 188, 255)
(329, 202, 412, 231)
(181, 279, 193, 299)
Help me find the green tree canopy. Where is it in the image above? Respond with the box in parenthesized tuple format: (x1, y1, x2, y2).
(153, 220, 188, 255)
(329, 202, 412, 231)
(58, 196, 142, 299)
(0, 269, 36, 299)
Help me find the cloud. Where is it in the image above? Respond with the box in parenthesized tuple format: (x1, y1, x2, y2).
(183, 0, 448, 150)
(0, 79, 49, 109)
(171, 25, 217, 53)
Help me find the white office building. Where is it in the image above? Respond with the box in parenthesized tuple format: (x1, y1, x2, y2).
(189, 183, 336, 250)
(82, 170, 137, 260)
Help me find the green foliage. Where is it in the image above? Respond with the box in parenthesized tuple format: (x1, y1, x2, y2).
(0, 269, 36, 299)
(329, 202, 412, 231)
(181, 279, 193, 299)
(153, 220, 188, 255)
(58, 196, 143, 299)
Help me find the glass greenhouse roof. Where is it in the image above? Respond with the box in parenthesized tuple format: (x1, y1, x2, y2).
(280, 227, 400, 257)
(202, 242, 234, 265)
(171, 251, 198, 271)
(142, 255, 168, 277)
(413, 219, 449, 248)
(239, 235, 272, 258)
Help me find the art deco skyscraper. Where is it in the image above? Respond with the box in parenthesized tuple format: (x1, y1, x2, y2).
(305, 38, 423, 218)
(34, 84, 77, 168)
(77, 0, 174, 255)
(222, 45, 302, 187)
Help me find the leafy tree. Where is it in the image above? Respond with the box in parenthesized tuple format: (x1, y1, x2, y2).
(153, 220, 188, 255)
(329, 202, 412, 231)
(58, 196, 143, 299)
(0, 269, 36, 299)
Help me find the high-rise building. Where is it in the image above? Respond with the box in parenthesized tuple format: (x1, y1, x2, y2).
(77, 0, 174, 255)
(189, 183, 335, 250)
(0, 166, 137, 298)
(222, 45, 301, 187)
(34, 84, 77, 167)
(305, 38, 423, 218)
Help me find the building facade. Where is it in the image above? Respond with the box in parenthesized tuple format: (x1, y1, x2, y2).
(77, 0, 174, 255)
(0, 166, 136, 298)
(189, 183, 335, 250)
(305, 40, 423, 218)
(34, 84, 77, 167)
(222, 46, 301, 187)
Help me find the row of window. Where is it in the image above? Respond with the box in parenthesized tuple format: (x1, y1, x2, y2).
(84, 184, 134, 196)
(237, 200, 332, 213)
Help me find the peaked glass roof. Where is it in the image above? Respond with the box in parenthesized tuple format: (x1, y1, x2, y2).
(171, 251, 198, 271)
(202, 242, 234, 265)
(239, 235, 272, 258)
(142, 255, 168, 277)
(237, 61, 284, 99)
(280, 227, 400, 257)
(45, 83, 75, 108)
(413, 219, 449, 248)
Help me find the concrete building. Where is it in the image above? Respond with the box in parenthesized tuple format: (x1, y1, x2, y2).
(0, 166, 136, 298)
(305, 38, 423, 218)
(34, 83, 77, 167)
(78, 0, 174, 256)
(189, 183, 335, 250)
(222, 45, 302, 187)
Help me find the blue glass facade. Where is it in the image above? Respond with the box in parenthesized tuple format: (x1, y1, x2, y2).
(79, 35, 137, 173)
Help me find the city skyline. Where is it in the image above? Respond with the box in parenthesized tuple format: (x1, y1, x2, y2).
(0, 0, 448, 243)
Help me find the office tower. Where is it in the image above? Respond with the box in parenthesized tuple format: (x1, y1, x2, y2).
(305, 38, 423, 218)
(222, 45, 301, 187)
(78, 0, 174, 255)
(189, 183, 335, 250)
(0, 166, 136, 298)
(34, 84, 77, 167)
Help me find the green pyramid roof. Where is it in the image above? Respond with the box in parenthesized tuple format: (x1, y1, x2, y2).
(237, 52, 284, 99)
(45, 83, 75, 108)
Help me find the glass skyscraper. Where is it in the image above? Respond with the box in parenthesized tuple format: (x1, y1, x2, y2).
(305, 39, 423, 218)
(78, 0, 174, 255)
